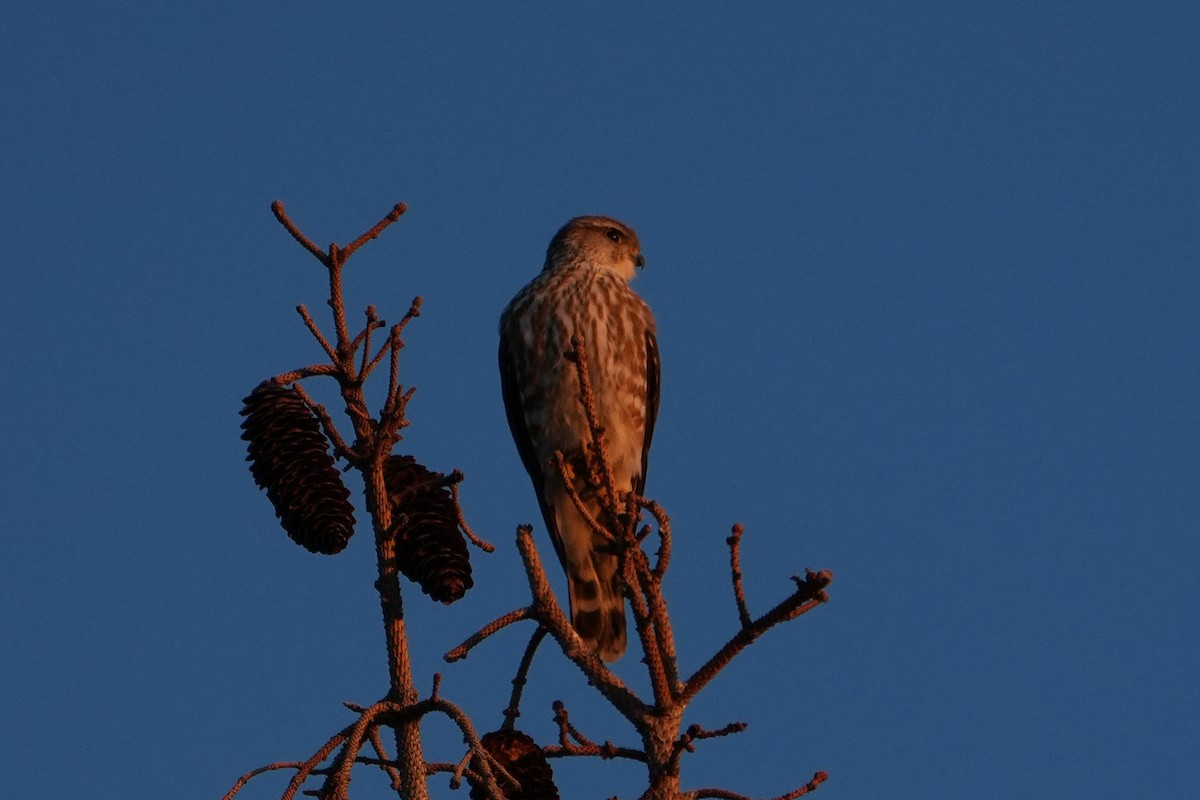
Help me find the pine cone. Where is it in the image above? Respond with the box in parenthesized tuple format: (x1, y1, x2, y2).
(386, 455, 473, 604)
(468, 730, 559, 800)
(240, 382, 355, 554)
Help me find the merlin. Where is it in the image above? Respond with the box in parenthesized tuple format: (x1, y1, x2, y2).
(499, 216, 660, 662)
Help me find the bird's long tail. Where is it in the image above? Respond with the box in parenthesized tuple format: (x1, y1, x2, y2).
(567, 549, 626, 662)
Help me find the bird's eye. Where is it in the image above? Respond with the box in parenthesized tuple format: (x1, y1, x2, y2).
(605, 228, 623, 242)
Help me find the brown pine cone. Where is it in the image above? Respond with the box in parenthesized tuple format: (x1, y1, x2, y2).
(240, 382, 355, 554)
(468, 730, 559, 800)
(386, 455, 473, 603)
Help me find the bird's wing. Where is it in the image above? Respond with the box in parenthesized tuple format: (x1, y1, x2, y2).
(498, 327, 567, 566)
(637, 329, 661, 496)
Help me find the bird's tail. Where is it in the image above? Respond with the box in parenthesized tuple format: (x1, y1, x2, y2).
(567, 550, 627, 662)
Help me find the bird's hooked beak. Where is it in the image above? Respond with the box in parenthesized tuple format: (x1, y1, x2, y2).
(634, 252, 646, 269)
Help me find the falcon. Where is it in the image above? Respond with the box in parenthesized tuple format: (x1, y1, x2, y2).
(499, 216, 660, 662)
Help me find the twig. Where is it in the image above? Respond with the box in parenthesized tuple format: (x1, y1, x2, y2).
(451, 749, 473, 788)
(554, 699, 595, 749)
(444, 606, 535, 662)
(675, 722, 747, 754)
(271, 201, 328, 264)
(296, 304, 339, 363)
(221, 726, 350, 800)
(367, 725, 403, 791)
(290, 382, 357, 463)
(543, 700, 647, 763)
(342, 202, 408, 261)
(554, 450, 616, 543)
(566, 336, 620, 512)
(450, 476, 495, 552)
(376, 300, 423, 411)
(381, 385, 416, 442)
(220, 761, 314, 800)
(325, 260, 353, 364)
(502, 626, 549, 730)
(643, 498, 672, 579)
(727, 525, 752, 629)
(664, 721, 749, 777)
(396, 296, 423, 334)
(356, 306, 386, 379)
(270, 364, 341, 385)
(622, 544, 675, 706)
(685, 771, 829, 800)
(366, 325, 401, 394)
(426, 761, 488, 791)
(681, 570, 832, 705)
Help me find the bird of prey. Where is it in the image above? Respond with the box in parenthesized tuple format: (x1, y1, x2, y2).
(499, 216, 660, 662)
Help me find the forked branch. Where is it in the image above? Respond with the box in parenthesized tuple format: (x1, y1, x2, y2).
(450, 336, 831, 800)
(228, 201, 494, 800)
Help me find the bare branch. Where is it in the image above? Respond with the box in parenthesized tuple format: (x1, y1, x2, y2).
(290, 382, 357, 464)
(542, 739, 649, 763)
(664, 721, 749, 778)
(396, 296, 423, 335)
(450, 475, 495, 552)
(450, 750, 474, 789)
(272, 201, 328, 265)
(355, 305, 387, 379)
(444, 606, 535, 662)
(381, 384, 416, 443)
(727, 524, 753, 629)
(322, 701, 404, 798)
(326, 257, 352, 365)
(675, 722, 747, 755)
(565, 335, 620, 510)
(374, 300, 423, 414)
(554, 699, 596, 749)
(342, 202, 408, 261)
(270, 364, 340, 385)
(642, 498, 672, 578)
(554, 450, 616, 543)
(221, 726, 349, 800)
(367, 725, 403, 792)
(296, 304, 339, 364)
(220, 761, 314, 800)
(366, 325, 401, 392)
(623, 544, 675, 706)
(502, 626, 549, 730)
(684, 771, 829, 800)
(423, 761, 495, 794)
(681, 570, 832, 704)
(318, 695, 513, 800)
(542, 700, 648, 763)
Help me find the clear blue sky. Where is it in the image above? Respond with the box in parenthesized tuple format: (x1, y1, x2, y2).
(3, 3, 1197, 798)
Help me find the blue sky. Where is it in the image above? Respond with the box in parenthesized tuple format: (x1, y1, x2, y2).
(3, 2, 1198, 798)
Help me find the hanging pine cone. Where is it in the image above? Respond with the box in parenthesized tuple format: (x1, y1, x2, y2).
(240, 382, 355, 555)
(386, 455, 473, 604)
(468, 730, 559, 800)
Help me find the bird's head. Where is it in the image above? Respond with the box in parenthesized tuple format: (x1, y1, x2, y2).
(544, 215, 645, 281)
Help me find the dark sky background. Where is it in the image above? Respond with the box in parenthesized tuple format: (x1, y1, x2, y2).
(3, 3, 1198, 798)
